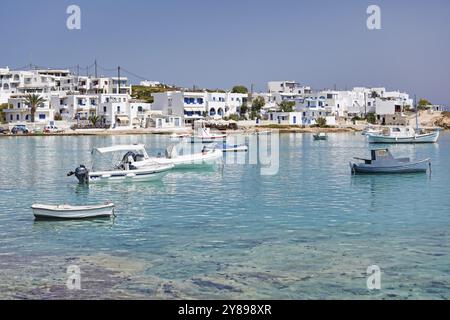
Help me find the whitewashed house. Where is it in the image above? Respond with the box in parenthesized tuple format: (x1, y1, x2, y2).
(129, 100, 152, 127)
(3, 94, 54, 123)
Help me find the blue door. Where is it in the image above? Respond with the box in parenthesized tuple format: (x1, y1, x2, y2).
(293, 116, 297, 124)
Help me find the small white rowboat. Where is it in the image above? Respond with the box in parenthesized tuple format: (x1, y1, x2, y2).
(32, 203, 115, 220)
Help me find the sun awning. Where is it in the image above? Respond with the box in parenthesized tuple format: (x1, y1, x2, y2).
(184, 107, 204, 112)
(116, 115, 129, 122)
(94, 144, 146, 154)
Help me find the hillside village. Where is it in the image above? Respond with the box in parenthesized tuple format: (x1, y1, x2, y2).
(0, 66, 447, 133)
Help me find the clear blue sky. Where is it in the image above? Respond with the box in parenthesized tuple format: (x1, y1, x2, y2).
(1, 0, 450, 105)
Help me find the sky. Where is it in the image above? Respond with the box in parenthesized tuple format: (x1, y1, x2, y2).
(1, 0, 450, 105)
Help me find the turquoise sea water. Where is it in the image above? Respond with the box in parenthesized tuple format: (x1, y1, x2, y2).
(0, 132, 449, 299)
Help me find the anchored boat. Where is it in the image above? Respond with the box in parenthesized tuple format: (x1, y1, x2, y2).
(67, 144, 174, 184)
(350, 149, 431, 174)
(149, 144, 223, 168)
(190, 127, 227, 143)
(362, 125, 383, 136)
(32, 203, 115, 220)
(207, 143, 248, 152)
(169, 133, 191, 141)
(219, 144, 248, 152)
(313, 132, 328, 141)
(366, 126, 440, 144)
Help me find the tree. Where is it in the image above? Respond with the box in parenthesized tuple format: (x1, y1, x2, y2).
(418, 98, 432, 110)
(239, 102, 249, 120)
(250, 96, 265, 119)
(278, 100, 295, 112)
(0, 103, 9, 123)
(316, 117, 327, 128)
(366, 112, 376, 124)
(24, 94, 46, 123)
(89, 115, 100, 127)
(231, 85, 248, 94)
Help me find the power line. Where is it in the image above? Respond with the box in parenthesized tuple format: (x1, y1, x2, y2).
(7, 61, 152, 83)
(120, 67, 150, 81)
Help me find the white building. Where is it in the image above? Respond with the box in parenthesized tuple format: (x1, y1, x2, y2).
(52, 93, 99, 121)
(3, 94, 54, 123)
(145, 112, 183, 129)
(267, 111, 336, 126)
(152, 91, 247, 124)
(268, 81, 312, 96)
(140, 80, 161, 87)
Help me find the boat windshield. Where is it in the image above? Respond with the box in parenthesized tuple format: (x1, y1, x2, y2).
(372, 149, 393, 160)
(91, 145, 149, 171)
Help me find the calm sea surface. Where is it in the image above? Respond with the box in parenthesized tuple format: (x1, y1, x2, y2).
(0, 132, 449, 299)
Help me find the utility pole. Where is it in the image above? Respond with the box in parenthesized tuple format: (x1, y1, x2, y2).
(118, 66, 121, 94)
(250, 83, 255, 104)
(414, 94, 419, 131)
(364, 92, 367, 116)
(94, 60, 98, 78)
(76, 65, 80, 77)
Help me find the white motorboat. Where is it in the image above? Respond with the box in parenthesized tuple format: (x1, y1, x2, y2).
(362, 126, 383, 136)
(350, 149, 431, 174)
(367, 126, 440, 144)
(32, 203, 115, 220)
(208, 143, 248, 152)
(67, 144, 174, 184)
(169, 133, 191, 141)
(149, 145, 223, 168)
(190, 127, 227, 143)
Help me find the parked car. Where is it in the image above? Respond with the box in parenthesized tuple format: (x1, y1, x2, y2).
(44, 125, 62, 133)
(11, 125, 29, 134)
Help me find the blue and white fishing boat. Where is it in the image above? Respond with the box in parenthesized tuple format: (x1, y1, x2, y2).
(350, 149, 431, 174)
(367, 97, 440, 144)
(366, 126, 440, 144)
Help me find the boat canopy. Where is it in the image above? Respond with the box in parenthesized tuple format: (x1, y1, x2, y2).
(93, 144, 147, 154)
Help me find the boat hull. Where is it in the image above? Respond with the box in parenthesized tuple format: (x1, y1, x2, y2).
(32, 203, 115, 220)
(149, 150, 223, 169)
(190, 135, 227, 144)
(350, 159, 430, 174)
(221, 145, 248, 152)
(87, 165, 173, 183)
(208, 144, 248, 152)
(367, 131, 440, 144)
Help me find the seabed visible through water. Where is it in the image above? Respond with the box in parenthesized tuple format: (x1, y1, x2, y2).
(0, 132, 449, 299)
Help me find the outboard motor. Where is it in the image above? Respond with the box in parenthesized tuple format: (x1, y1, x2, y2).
(67, 165, 90, 184)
